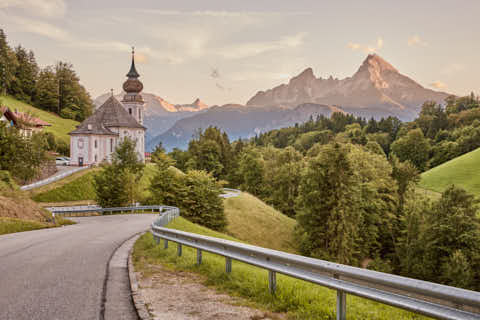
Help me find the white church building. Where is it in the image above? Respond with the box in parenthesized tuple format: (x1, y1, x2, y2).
(69, 49, 146, 166)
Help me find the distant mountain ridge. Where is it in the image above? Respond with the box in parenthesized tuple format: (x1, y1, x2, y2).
(247, 54, 450, 120)
(94, 93, 210, 141)
(149, 103, 344, 151)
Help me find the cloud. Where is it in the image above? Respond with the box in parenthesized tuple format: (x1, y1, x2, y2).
(0, 13, 69, 40)
(441, 63, 465, 75)
(137, 9, 310, 18)
(408, 35, 428, 47)
(0, 0, 65, 17)
(218, 32, 306, 59)
(215, 82, 232, 91)
(230, 71, 291, 82)
(210, 68, 220, 79)
(348, 37, 384, 54)
(134, 52, 148, 64)
(430, 81, 447, 90)
(377, 37, 384, 49)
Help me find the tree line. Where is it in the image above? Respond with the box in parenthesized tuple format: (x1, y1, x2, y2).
(165, 111, 480, 290)
(0, 29, 93, 121)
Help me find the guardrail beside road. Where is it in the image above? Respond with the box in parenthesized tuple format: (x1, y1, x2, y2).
(21, 166, 90, 191)
(150, 210, 480, 320)
(45, 190, 479, 319)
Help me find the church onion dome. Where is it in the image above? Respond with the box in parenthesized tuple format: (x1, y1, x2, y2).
(123, 47, 143, 94)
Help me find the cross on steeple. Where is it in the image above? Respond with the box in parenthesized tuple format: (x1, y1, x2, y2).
(110, 88, 114, 96)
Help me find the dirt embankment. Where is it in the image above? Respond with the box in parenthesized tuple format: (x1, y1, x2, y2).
(0, 195, 49, 222)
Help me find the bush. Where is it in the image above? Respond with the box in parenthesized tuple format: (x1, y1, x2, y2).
(179, 170, 226, 231)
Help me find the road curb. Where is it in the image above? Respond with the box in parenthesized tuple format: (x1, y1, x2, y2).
(128, 233, 153, 320)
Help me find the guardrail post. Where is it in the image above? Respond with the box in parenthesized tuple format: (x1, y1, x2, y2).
(164, 239, 168, 249)
(336, 290, 346, 320)
(268, 270, 276, 294)
(225, 257, 232, 273)
(334, 274, 346, 320)
(197, 249, 202, 265)
(177, 243, 182, 257)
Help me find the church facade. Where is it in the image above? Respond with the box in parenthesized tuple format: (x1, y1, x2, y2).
(69, 50, 146, 166)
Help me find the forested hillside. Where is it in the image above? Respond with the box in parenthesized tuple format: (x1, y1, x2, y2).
(161, 94, 480, 291)
(0, 29, 93, 121)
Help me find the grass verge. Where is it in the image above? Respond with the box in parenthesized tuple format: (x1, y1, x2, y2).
(0, 216, 75, 235)
(133, 217, 429, 320)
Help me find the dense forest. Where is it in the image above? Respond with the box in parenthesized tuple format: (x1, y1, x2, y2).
(162, 94, 480, 291)
(0, 29, 92, 121)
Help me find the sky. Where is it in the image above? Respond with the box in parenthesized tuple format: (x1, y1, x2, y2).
(1, 0, 479, 106)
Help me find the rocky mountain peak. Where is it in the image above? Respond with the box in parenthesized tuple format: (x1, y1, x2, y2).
(290, 67, 316, 84)
(246, 54, 449, 119)
(192, 98, 208, 109)
(359, 54, 398, 74)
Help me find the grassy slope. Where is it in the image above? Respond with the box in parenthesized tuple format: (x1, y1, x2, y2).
(420, 147, 480, 197)
(28, 167, 100, 197)
(224, 192, 297, 253)
(32, 164, 157, 203)
(32, 170, 99, 202)
(1, 95, 78, 143)
(133, 218, 427, 320)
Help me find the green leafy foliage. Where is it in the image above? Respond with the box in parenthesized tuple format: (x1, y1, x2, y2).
(94, 138, 145, 207)
(185, 126, 233, 180)
(391, 128, 431, 171)
(149, 147, 226, 231)
(0, 122, 47, 183)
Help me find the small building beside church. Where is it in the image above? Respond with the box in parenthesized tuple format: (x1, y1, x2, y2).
(69, 50, 146, 166)
(1, 106, 51, 137)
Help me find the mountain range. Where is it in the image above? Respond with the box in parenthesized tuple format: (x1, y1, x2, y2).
(247, 54, 449, 119)
(95, 54, 451, 151)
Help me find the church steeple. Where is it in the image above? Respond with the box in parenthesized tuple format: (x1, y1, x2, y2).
(126, 46, 140, 78)
(122, 46, 143, 96)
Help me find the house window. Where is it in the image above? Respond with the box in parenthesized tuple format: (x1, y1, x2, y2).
(110, 139, 113, 152)
(129, 108, 132, 115)
(94, 140, 98, 148)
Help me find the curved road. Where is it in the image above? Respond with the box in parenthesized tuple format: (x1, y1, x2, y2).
(0, 214, 156, 320)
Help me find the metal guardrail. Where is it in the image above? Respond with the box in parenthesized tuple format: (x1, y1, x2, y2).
(220, 188, 242, 198)
(21, 166, 90, 191)
(150, 212, 480, 320)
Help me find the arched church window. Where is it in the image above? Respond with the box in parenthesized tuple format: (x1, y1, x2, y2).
(110, 139, 113, 152)
(138, 109, 141, 120)
(78, 139, 84, 149)
(94, 140, 98, 148)
(129, 108, 132, 115)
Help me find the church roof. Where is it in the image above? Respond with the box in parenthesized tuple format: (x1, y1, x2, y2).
(69, 96, 145, 135)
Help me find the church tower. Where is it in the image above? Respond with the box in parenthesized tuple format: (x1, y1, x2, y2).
(122, 47, 144, 125)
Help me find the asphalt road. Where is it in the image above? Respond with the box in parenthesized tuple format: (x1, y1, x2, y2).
(0, 214, 157, 320)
